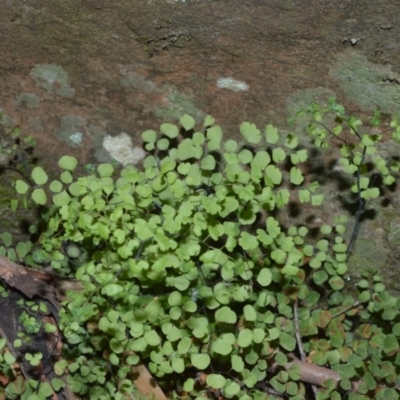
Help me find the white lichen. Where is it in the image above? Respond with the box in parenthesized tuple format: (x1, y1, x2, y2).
(216, 77, 249, 92)
(102, 133, 146, 166)
(69, 132, 83, 145)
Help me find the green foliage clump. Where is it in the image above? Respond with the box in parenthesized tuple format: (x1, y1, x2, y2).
(6, 99, 400, 399)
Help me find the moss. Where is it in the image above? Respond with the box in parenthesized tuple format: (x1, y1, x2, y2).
(153, 90, 203, 121)
(330, 49, 400, 114)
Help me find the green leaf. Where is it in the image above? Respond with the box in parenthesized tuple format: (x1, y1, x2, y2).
(231, 355, 245, 372)
(212, 338, 233, 355)
(192, 131, 205, 145)
(110, 338, 123, 353)
(384, 334, 399, 355)
(109, 353, 119, 365)
(101, 283, 123, 297)
(313, 270, 328, 285)
(145, 142, 155, 151)
(177, 139, 195, 160)
(266, 217, 281, 238)
(142, 129, 157, 143)
(329, 276, 345, 291)
(290, 167, 304, 185)
(53, 190, 71, 206)
(168, 291, 182, 306)
(126, 355, 139, 365)
(287, 364, 302, 381)
(270, 376, 285, 393)
(31, 166, 48, 185)
(240, 122, 261, 144)
(257, 268, 272, 287)
(299, 190, 310, 202)
(51, 377, 65, 391)
(215, 306, 237, 324)
(264, 165, 282, 186)
(203, 115, 215, 127)
(160, 123, 179, 138)
(312, 310, 331, 328)
(31, 188, 47, 205)
(1, 233, 12, 247)
(16, 242, 28, 258)
(145, 301, 162, 322)
(243, 305, 257, 321)
(224, 140, 237, 152)
(180, 114, 196, 130)
(55, 359, 68, 375)
(157, 138, 170, 150)
(337, 364, 356, 379)
(60, 171, 73, 184)
(238, 149, 253, 164)
(4, 352, 16, 364)
(44, 323, 57, 334)
(10, 199, 18, 211)
(361, 187, 380, 199)
(97, 163, 114, 177)
(251, 151, 270, 170)
(272, 147, 286, 163)
(201, 154, 216, 170)
(15, 179, 30, 195)
(276, 189, 290, 207)
(284, 133, 298, 149)
(253, 328, 265, 344)
(265, 124, 279, 144)
(363, 371, 377, 391)
(172, 357, 185, 373)
(223, 381, 241, 397)
(279, 332, 296, 351)
(191, 353, 210, 370)
(49, 180, 63, 193)
(184, 300, 197, 313)
(207, 125, 223, 150)
(275, 352, 287, 366)
(177, 337, 192, 354)
(59, 155, 78, 171)
(145, 331, 161, 346)
(320, 225, 332, 234)
(37, 382, 53, 398)
(238, 329, 253, 348)
(183, 379, 194, 392)
(290, 149, 308, 164)
(160, 157, 176, 174)
(206, 374, 226, 390)
(239, 232, 258, 250)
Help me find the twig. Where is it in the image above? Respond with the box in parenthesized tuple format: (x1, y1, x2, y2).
(294, 299, 306, 361)
(294, 300, 318, 398)
(330, 301, 361, 320)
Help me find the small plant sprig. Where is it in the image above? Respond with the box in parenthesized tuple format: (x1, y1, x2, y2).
(3, 101, 400, 399)
(0, 115, 36, 173)
(299, 98, 400, 255)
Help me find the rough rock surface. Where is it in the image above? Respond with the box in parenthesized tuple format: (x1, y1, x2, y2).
(0, 0, 399, 291)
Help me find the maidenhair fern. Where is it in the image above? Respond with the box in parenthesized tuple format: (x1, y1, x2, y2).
(4, 99, 400, 399)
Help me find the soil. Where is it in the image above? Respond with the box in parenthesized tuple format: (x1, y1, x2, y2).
(0, 0, 400, 290)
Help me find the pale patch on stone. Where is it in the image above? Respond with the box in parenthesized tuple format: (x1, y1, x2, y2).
(102, 133, 145, 166)
(30, 64, 75, 98)
(216, 77, 249, 92)
(69, 132, 83, 145)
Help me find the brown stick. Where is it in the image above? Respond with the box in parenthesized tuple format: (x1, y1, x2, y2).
(131, 364, 168, 400)
(0, 255, 61, 308)
(285, 355, 341, 386)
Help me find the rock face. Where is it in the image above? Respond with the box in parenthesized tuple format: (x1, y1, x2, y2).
(0, 1, 400, 291)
